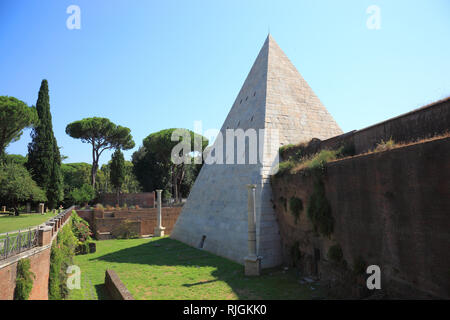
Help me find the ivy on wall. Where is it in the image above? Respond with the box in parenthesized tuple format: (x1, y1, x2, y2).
(289, 197, 303, 224)
(307, 178, 334, 237)
(14, 258, 35, 300)
(48, 222, 77, 300)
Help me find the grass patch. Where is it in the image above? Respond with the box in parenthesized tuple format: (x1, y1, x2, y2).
(0, 211, 58, 234)
(276, 160, 296, 176)
(69, 237, 323, 300)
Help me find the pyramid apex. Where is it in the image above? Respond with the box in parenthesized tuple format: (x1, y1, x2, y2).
(266, 33, 275, 42)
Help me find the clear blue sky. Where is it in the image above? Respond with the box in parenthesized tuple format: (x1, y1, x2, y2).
(2, 0, 449, 165)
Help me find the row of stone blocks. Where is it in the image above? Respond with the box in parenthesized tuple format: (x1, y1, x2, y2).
(38, 209, 72, 247)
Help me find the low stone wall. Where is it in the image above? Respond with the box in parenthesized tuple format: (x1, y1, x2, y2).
(0, 208, 73, 300)
(76, 207, 182, 239)
(96, 192, 155, 208)
(272, 137, 450, 299)
(104, 269, 134, 300)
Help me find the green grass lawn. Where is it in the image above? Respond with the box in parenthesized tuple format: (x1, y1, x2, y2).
(0, 212, 58, 234)
(69, 237, 324, 300)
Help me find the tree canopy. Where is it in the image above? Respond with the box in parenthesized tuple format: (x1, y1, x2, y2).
(65, 117, 135, 188)
(69, 183, 95, 206)
(133, 128, 208, 202)
(0, 96, 37, 157)
(3, 154, 27, 166)
(97, 160, 142, 194)
(0, 163, 47, 210)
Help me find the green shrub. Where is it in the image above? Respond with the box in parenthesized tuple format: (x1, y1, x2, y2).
(327, 244, 343, 263)
(71, 211, 92, 255)
(374, 137, 395, 152)
(71, 210, 92, 242)
(277, 160, 296, 175)
(111, 220, 139, 239)
(306, 149, 338, 171)
(307, 179, 334, 237)
(14, 258, 35, 300)
(337, 143, 356, 158)
(289, 197, 303, 224)
(48, 222, 77, 300)
(69, 183, 95, 206)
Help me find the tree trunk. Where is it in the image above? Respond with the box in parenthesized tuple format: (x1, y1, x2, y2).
(91, 141, 98, 188)
(172, 167, 178, 203)
(91, 163, 97, 188)
(176, 167, 185, 203)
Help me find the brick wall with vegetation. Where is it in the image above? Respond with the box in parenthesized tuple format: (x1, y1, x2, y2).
(271, 136, 450, 299)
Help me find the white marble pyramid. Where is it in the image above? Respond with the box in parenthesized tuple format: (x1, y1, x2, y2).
(171, 35, 342, 268)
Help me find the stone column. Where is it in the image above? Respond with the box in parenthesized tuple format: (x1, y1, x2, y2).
(38, 226, 53, 246)
(244, 184, 261, 276)
(39, 203, 45, 214)
(154, 190, 165, 237)
(26, 202, 31, 213)
(2, 206, 5, 212)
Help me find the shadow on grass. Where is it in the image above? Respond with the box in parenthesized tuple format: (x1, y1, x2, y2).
(94, 284, 109, 300)
(182, 279, 219, 287)
(92, 237, 321, 300)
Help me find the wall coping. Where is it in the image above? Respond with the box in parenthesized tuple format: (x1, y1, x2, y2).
(104, 269, 134, 300)
(353, 96, 449, 134)
(0, 207, 73, 270)
(0, 243, 51, 270)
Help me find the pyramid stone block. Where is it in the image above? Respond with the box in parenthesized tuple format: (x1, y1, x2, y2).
(171, 35, 342, 268)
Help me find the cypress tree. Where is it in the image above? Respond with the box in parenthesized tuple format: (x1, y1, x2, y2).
(26, 80, 63, 209)
(47, 136, 64, 208)
(110, 149, 125, 205)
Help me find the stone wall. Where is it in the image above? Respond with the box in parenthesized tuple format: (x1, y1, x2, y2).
(104, 269, 134, 300)
(0, 208, 73, 300)
(271, 137, 450, 299)
(76, 207, 182, 239)
(0, 247, 51, 300)
(96, 192, 155, 207)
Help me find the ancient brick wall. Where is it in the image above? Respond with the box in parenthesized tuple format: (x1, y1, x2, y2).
(76, 209, 95, 225)
(0, 209, 73, 300)
(96, 192, 155, 207)
(272, 137, 450, 299)
(0, 248, 51, 300)
(79, 207, 182, 238)
(281, 97, 450, 160)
